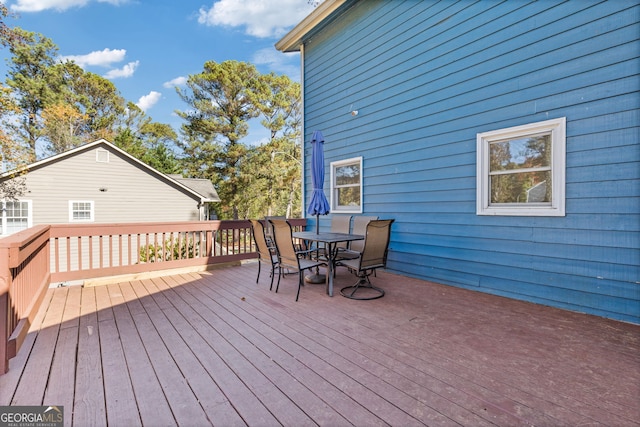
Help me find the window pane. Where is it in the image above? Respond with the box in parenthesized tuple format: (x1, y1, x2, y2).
(6, 201, 28, 217)
(335, 164, 360, 186)
(490, 135, 551, 172)
(337, 187, 360, 208)
(6, 218, 28, 234)
(74, 211, 90, 220)
(72, 202, 92, 220)
(490, 170, 552, 203)
(4, 201, 29, 234)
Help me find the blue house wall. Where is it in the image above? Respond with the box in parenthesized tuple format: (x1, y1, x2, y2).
(298, 0, 639, 323)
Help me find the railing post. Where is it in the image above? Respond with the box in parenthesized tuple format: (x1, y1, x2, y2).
(0, 244, 10, 374)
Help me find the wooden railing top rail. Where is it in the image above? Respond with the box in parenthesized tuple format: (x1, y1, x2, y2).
(0, 224, 51, 276)
(46, 219, 307, 237)
(47, 219, 247, 237)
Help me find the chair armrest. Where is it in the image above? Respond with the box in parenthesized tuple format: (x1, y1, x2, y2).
(295, 248, 317, 258)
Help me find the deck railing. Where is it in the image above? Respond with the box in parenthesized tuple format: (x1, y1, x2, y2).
(0, 218, 307, 374)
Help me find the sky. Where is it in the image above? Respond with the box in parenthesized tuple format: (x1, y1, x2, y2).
(0, 0, 316, 146)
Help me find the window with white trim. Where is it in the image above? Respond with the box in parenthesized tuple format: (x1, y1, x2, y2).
(330, 156, 363, 213)
(1, 200, 32, 235)
(69, 201, 94, 222)
(96, 149, 109, 163)
(477, 117, 566, 216)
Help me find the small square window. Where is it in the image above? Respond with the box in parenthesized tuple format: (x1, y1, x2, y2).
(477, 117, 566, 216)
(96, 149, 109, 163)
(330, 157, 363, 213)
(70, 201, 94, 222)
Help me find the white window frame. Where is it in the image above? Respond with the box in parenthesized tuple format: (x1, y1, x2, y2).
(1, 199, 32, 236)
(330, 156, 363, 214)
(96, 149, 109, 163)
(476, 117, 566, 216)
(69, 200, 95, 222)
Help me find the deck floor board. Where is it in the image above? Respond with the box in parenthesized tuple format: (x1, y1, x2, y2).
(1, 262, 638, 427)
(111, 283, 177, 427)
(72, 286, 106, 427)
(98, 284, 142, 427)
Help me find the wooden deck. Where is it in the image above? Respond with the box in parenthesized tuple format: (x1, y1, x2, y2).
(1, 262, 638, 426)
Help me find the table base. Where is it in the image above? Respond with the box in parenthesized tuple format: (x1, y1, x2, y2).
(304, 273, 326, 284)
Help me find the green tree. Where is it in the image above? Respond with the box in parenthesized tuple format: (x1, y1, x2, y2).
(239, 138, 301, 220)
(0, 4, 18, 48)
(0, 8, 28, 198)
(0, 83, 28, 199)
(237, 73, 302, 219)
(258, 73, 301, 141)
(176, 62, 303, 220)
(1, 19, 179, 188)
(114, 103, 180, 174)
(176, 60, 268, 219)
(5, 28, 65, 160)
(40, 101, 87, 154)
(33, 61, 127, 156)
(61, 62, 126, 142)
(139, 122, 180, 174)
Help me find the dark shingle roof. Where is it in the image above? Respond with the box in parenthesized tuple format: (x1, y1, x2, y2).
(169, 176, 220, 202)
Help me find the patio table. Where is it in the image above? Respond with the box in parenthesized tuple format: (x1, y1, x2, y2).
(293, 231, 364, 297)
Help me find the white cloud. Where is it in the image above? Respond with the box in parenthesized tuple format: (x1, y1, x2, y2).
(10, 0, 128, 12)
(103, 60, 139, 79)
(10, 0, 87, 12)
(163, 76, 187, 88)
(62, 48, 139, 81)
(97, 0, 128, 5)
(253, 47, 300, 80)
(198, 0, 314, 38)
(60, 48, 127, 68)
(136, 91, 162, 112)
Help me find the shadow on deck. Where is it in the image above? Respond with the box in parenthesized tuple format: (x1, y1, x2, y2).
(1, 262, 638, 426)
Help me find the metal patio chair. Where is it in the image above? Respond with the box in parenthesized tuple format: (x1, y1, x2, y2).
(313, 214, 353, 260)
(264, 215, 285, 248)
(347, 215, 378, 253)
(250, 219, 280, 291)
(269, 218, 328, 301)
(334, 215, 378, 270)
(335, 219, 394, 300)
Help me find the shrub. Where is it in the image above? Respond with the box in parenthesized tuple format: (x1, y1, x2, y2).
(139, 238, 199, 262)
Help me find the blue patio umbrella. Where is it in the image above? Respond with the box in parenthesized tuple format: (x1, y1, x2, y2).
(307, 130, 330, 233)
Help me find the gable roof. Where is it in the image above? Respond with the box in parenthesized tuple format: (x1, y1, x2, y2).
(169, 175, 220, 203)
(275, 0, 350, 52)
(0, 139, 220, 203)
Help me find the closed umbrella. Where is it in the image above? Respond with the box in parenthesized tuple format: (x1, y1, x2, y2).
(307, 130, 330, 234)
(305, 130, 330, 283)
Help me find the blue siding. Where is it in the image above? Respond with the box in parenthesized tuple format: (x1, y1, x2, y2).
(301, 0, 640, 323)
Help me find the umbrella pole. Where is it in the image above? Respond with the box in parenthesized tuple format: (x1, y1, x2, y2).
(305, 214, 326, 284)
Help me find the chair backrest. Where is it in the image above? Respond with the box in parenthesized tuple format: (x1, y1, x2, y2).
(264, 215, 285, 245)
(269, 219, 299, 270)
(359, 219, 394, 270)
(250, 219, 272, 261)
(331, 215, 352, 249)
(350, 215, 378, 253)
